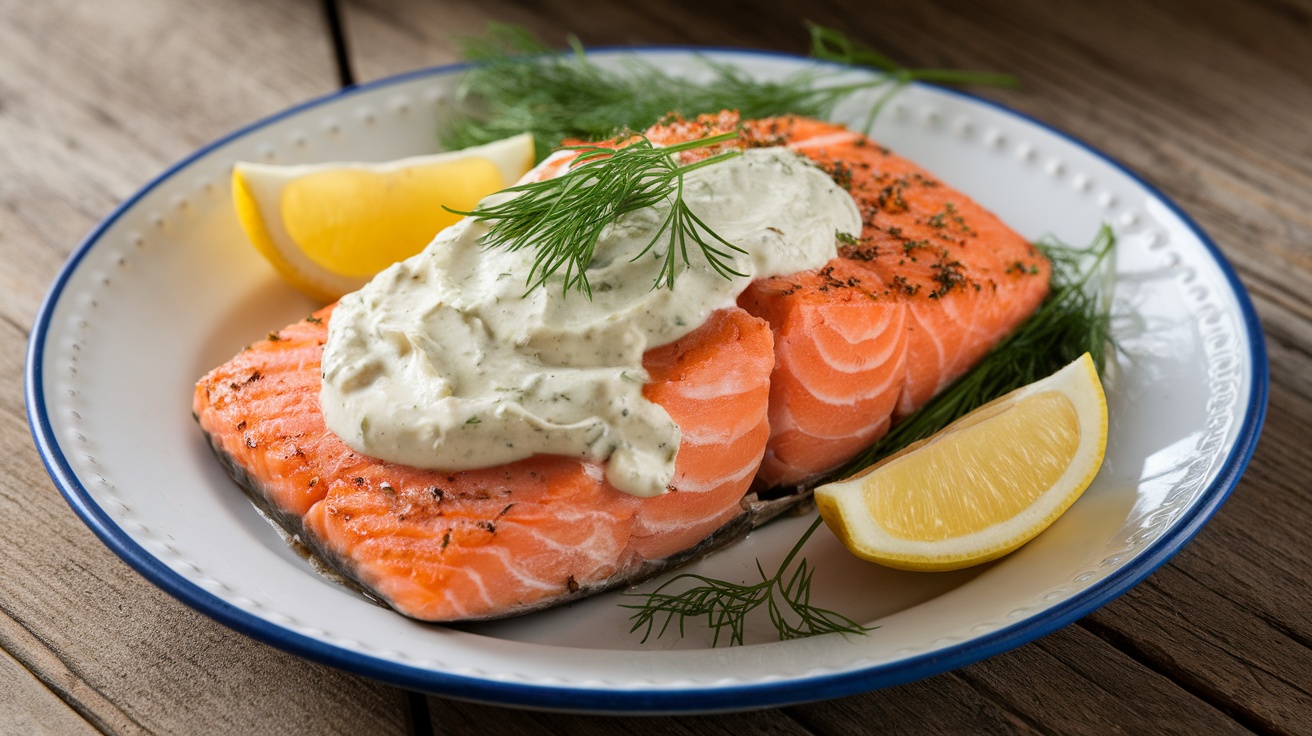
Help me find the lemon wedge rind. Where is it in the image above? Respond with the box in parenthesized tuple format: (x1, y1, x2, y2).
(232, 133, 534, 302)
(815, 353, 1108, 572)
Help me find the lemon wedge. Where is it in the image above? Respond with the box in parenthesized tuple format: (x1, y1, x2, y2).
(232, 133, 534, 301)
(815, 353, 1108, 572)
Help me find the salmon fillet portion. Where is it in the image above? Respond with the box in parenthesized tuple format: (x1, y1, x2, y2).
(738, 262, 908, 489)
(196, 112, 1050, 621)
(194, 306, 773, 621)
(652, 112, 1050, 487)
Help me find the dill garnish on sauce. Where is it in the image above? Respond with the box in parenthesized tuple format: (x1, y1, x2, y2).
(447, 132, 746, 296)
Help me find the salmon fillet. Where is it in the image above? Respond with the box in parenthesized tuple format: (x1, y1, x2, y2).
(195, 112, 1049, 622)
(650, 112, 1050, 486)
(196, 306, 774, 621)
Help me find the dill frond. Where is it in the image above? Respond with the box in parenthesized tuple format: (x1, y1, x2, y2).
(445, 23, 1018, 159)
(447, 132, 745, 295)
(805, 22, 1019, 132)
(623, 516, 870, 647)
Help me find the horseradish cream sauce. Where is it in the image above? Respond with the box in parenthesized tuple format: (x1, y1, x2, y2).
(320, 148, 860, 497)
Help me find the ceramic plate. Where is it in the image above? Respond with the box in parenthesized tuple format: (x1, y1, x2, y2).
(26, 49, 1266, 713)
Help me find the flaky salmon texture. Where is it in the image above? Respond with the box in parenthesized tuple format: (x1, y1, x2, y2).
(194, 112, 1050, 622)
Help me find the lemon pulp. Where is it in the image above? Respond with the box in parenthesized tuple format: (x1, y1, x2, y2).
(815, 353, 1107, 571)
(281, 158, 504, 277)
(868, 391, 1078, 540)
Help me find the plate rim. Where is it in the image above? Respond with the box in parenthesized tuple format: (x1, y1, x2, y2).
(24, 46, 1269, 713)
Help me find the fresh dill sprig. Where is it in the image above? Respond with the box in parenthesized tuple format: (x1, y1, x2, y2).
(806, 22, 1019, 132)
(626, 227, 1117, 645)
(445, 23, 1019, 159)
(448, 132, 746, 295)
(806, 22, 1019, 88)
(623, 514, 869, 647)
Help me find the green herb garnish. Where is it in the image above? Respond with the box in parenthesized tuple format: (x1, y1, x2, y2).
(806, 22, 1018, 131)
(447, 23, 1018, 159)
(626, 228, 1116, 645)
(624, 514, 869, 647)
(448, 132, 745, 295)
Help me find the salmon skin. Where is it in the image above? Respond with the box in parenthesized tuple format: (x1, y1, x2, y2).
(194, 113, 1049, 622)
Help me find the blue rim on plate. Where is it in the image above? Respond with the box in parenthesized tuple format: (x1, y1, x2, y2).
(25, 47, 1268, 713)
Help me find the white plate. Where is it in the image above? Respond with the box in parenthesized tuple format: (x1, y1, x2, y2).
(27, 49, 1267, 713)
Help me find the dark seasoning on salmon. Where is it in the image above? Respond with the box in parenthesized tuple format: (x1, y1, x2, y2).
(195, 112, 1049, 623)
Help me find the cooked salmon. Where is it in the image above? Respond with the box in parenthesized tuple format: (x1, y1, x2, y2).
(195, 113, 1049, 622)
(197, 306, 775, 620)
(703, 113, 1047, 486)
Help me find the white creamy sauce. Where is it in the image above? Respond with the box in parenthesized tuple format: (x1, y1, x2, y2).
(320, 147, 860, 497)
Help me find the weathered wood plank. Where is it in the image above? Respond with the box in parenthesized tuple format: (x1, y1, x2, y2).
(788, 625, 1248, 735)
(960, 625, 1250, 735)
(0, 0, 411, 732)
(0, 647, 97, 736)
(0, 0, 336, 331)
(0, 595, 147, 735)
(4, 0, 1300, 731)
(788, 672, 1042, 735)
(426, 698, 815, 736)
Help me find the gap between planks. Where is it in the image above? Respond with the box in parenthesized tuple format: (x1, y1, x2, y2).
(0, 605, 148, 735)
(322, 0, 357, 87)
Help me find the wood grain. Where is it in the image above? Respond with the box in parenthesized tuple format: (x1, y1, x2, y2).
(0, 0, 410, 732)
(3, 0, 1309, 732)
(338, 0, 1311, 731)
(426, 698, 817, 736)
(0, 648, 97, 736)
(789, 625, 1249, 736)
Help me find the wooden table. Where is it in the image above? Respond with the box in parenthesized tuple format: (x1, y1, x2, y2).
(3, 0, 1309, 732)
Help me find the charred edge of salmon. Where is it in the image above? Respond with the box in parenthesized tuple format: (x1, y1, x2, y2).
(200, 427, 388, 608)
(199, 426, 817, 623)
